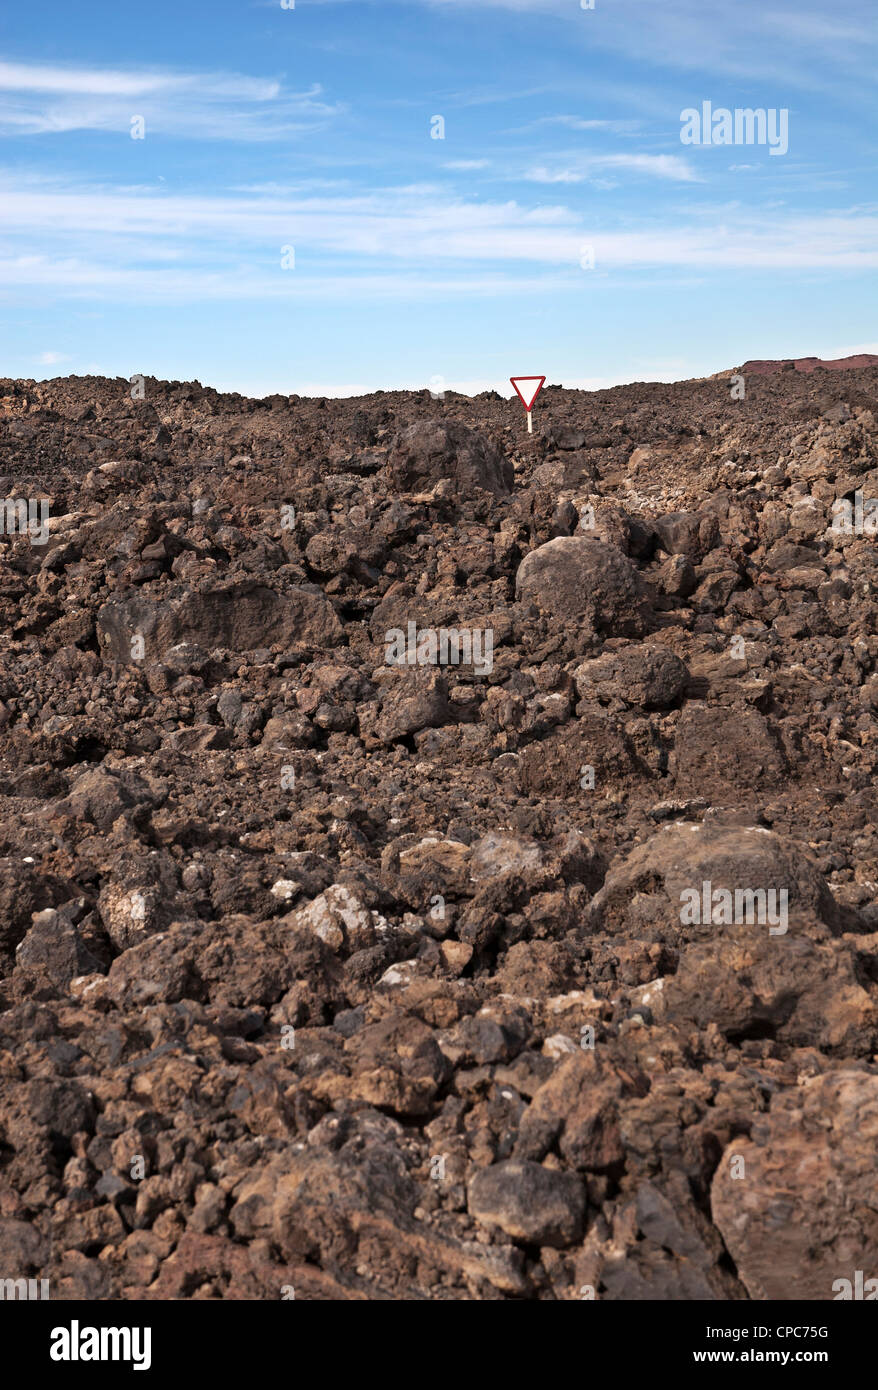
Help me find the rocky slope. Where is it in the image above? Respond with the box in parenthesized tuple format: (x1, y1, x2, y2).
(738, 354, 878, 375)
(1, 363, 878, 1300)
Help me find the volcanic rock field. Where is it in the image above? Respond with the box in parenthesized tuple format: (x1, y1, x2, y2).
(2, 361, 878, 1301)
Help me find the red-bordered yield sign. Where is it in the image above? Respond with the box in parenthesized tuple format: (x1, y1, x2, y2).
(510, 375, 546, 433)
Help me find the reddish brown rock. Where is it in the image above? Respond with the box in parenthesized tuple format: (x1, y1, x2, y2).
(711, 1072, 878, 1300)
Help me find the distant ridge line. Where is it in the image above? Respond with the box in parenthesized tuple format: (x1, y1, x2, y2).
(730, 354, 878, 377)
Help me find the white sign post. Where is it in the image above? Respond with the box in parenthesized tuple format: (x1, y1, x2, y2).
(510, 375, 546, 434)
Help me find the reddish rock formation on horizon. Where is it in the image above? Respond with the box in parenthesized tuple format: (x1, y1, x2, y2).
(739, 353, 878, 375)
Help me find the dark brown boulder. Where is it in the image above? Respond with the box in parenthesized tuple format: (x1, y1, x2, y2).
(515, 537, 650, 638)
(387, 420, 512, 498)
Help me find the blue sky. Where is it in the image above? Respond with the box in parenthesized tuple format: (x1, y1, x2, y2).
(1, 0, 876, 395)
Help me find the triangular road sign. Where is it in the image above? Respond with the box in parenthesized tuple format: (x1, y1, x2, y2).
(510, 375, 546, 411)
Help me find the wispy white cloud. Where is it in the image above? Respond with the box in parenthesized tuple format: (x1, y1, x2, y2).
(263, 0, 878, 107)
(0, 60, 194, 97)
(527, 115, 639, 132)
(526, 153, 699, 183)
(0, 58, 341, 139)
(425, 0, 878, 90)
(297, 0, 876, 110)
(524, 167, 581, 185)
(0, 176, 875, 306)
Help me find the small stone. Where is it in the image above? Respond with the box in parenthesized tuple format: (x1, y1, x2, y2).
(468, 1158, 586, 1248)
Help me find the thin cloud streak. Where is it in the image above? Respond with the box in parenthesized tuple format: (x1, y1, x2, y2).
(0, 58, 341, 139)
(0, 181, 875, 306)
(526, 153, 699, 183)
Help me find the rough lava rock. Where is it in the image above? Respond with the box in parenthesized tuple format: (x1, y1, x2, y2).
(515, 536, 650, 638)
(387, 420, 513, 498)
(467, 1158, 586, 1247)
(574, 643, 689, 708)
(1, 361, 877, 1302)
(711, 1072, 878, 1299)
